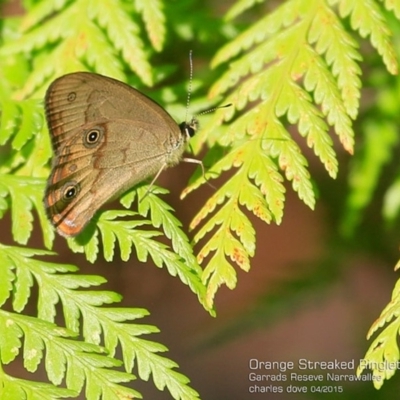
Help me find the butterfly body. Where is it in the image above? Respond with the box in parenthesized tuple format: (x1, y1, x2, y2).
(44, 72, 194, 237)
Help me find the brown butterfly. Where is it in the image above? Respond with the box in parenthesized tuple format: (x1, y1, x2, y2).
(44, 72, 198, 237)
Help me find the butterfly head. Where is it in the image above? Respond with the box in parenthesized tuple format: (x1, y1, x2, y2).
(179, 116, 199, 139)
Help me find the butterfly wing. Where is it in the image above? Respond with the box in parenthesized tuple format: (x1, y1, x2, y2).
(44, 72, 186, 237)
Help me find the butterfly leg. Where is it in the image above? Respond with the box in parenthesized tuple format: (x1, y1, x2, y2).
(139, 163, 168, 202)
(182, 157, 216, 190)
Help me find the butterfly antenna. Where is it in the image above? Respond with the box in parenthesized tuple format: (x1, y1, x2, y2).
(193, 103, 232, 119)
(186, 50, 232, 124)
(182, 52, 231, 193)
(185, 50, 194, 124)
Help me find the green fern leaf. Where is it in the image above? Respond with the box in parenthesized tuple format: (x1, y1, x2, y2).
(133, 343, 200, 399)
(0, 249, 15, 308)
(0, 99, 47, 171)
(10, 100, 43, 149)
(308, 5, 362, 121)
(135, 0, 166, 51)
(88, 0, 152, 83)
(225, 0, 264, 20)
(332, 0, 398, 74)
(67, 228, 101, 263)
(0, 97, 52, 248)
(0, 244, 201, 398)
(96, 208, 208, 309)
(211, 0, 300, 67)
(0, 372, 77, 399)
(13, 261, 35, 312)
(63, 184, 209, 311)
(0, 0, 156, 98)
(0, 175, 54, 247)
(23, 323, 45, 372)
(0, 100, 20, 146)
(19, 0, 71, 32)
(135, 186, 204, 275)
(181, 0, 399, 304)
(186, 142, 286, 303)
(98, 210, 151, 262)
(385, 0, 400, 18)
(0, 311, 24, 364)
(357, 276, 400, 388)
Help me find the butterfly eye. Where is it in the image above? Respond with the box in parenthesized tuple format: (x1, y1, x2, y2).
(62, 181, 80, 202)
(83, 126, 104, 148)
(179, 118, 199, 138)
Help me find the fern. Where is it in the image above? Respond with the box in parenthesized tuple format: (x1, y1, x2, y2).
(357, 263, 400, 389)
(182, 0, 399, 305)
(0, 97, 53, 247)
(0, 0, 155, 98)
(0, 244, 199, 399)
(0, 1, 206, 398)
(340, 9, 400, 235)
(342, 11, 400, 389)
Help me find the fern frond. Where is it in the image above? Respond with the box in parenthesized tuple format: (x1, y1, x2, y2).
(0, 175, 54, 248)
(212, 0, 301, 67)
(134, 186, 204, 272)
(88, 0, 153, 81)
(183, 0, 399, 304)
(0, 98, 45, 155)
(19, 0, 70, 32)
(135, 0, 166, 51)
(187, 139, 286, 304)
(339, 5, 400, 235)
(66, 200, 209, 311)
(0, 309, 140, 399)
(357, 275, 400, 389)
(331, 0, 398, 74)
(225, 0, 264, 21)
(0, 100, 22, 146)
(385, 0, 400, 18)
(0, 364, 76, 399)
(0, 98, 52, 244)
(0, 0, 160, 98)
(0, 243, 200, 399)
